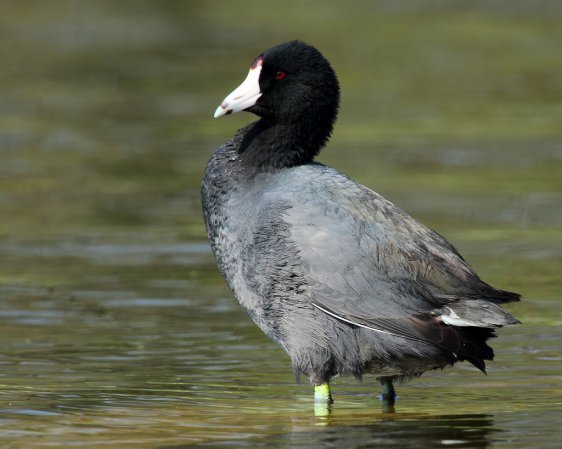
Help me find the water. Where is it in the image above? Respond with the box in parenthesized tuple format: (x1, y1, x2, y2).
(1, 1, 561, 448)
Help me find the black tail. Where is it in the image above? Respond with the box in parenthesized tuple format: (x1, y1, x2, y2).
(409, 314, 503, 374)
(456, 326, 496, 373)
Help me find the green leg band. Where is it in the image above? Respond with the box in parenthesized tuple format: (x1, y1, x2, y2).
(314, 383, 333, 403)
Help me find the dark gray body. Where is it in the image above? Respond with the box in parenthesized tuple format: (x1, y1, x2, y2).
(202, 124, 519, 384)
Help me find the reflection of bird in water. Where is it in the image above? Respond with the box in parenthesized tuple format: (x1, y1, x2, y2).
(203, 40, 520, 410)
(281, 414, 495, 449)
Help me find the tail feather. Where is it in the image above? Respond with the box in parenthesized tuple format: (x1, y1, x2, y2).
(409, 314, 503, 374)
(456, 326, 496, 373)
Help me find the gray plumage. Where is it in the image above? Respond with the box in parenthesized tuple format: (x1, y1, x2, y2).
(202, 41, 520, 394)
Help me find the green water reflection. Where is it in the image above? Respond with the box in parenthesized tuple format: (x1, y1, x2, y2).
(1, 1, 561, 448)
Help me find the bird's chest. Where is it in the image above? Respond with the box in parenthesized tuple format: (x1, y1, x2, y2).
(202, 171, 263, 294)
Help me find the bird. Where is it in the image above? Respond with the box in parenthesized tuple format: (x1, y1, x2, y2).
(201, 40, 520, 409)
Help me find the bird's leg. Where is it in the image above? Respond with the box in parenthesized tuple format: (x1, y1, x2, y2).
(314, 382, 333, 404)
(379, 377, 396, 401)
(378, 376, 397, 412)
(314, 382, 333, 416)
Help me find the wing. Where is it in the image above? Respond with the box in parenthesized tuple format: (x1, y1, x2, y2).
(272, 168, 519, 349)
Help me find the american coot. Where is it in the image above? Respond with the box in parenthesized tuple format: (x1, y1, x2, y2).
(202, 40, 520, 408)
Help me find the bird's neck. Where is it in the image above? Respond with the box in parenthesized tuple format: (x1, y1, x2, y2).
(238, 117, 332, 170)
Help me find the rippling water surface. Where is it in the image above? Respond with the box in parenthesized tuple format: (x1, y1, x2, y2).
(1, 1, 561, 448)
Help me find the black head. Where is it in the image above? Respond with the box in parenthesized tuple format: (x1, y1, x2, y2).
(214, 41, 340, 167)
(250, 41, 339, 124)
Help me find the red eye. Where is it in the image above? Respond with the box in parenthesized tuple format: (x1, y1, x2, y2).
(275, 71, 286, 80)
